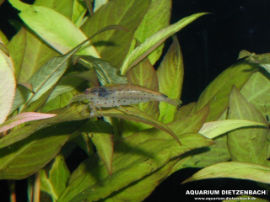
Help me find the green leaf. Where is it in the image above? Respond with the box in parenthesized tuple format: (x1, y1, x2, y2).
(0, 112, 56, 133)
(0, 48, 16, 124)
(91, 132, 114, 175)
(0, 31, 8, 45)
(173, 135, 230, 170)
(8, 0, 81, 83)
(29, 25, 129, 112)
(0, 100, 179, 149)
(121, 12, 207, 75)
(8, 28, 58, 83)
(18, 4, 99, 56)
(244, 51, 270, 74)
(174, 102, 196, 121)
(241, 72, 270, 118)
(134, 0, 171, 65)
(0, 121, 79, 179)
(183, 162, 270, 184)
(34, 0, 73, 20)
(24, 55, 69, 106)
(194, 62, 256, 121)
(40, 155, 70, 201)
(104, 158, 178, 202)
(57, 104, 210, 201)
(92, 106, 181, 145)
(227, 87, 269, 165)
(127, 58, 159, 119)
(82, 0, 151, 67)
(9, 86, 29, 114)
(157, 37, 183, 123)
(78, 56, 127, 85)
(9, 0, 29, 10)
(93, 0, 108, 12)
(58, 133, 211, 202)
(42, 90, 75, 113)
(71, 0, 87, 26)
(169, 105, 209, 135)
(199, 119, 267, 139)
(0, 104, 89, 149)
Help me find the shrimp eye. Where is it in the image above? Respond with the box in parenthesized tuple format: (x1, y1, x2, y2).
(88, 87, 111, 97)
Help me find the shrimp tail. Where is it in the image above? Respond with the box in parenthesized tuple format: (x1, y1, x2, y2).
(163, 96, 182, 109)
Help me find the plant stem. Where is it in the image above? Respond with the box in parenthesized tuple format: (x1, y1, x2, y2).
(33, 173, 40, 202)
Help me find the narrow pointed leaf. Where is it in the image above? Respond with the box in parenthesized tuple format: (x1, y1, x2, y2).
(106, 159, 178, 202)
(245, 51, 270, 74)
(40, 170, 58, 201)
(8, 27, 59, 83)
(93, 0, 108, 12)
(93, 106, 181, 145)
(9, 0, 28, 10)
(18, 5, 99, 56)
(0, 48, 16, 124)
(26, 57, 69, 105)
(158, 37, 183, 123)
(57, 105, 210, 201)
(241, 72, 270, 117)
(24, 42, 84, 106)
(0, 41, 8, 54)
(0, 112, 56, 133)
(72, 0, 87, 26)
(194, 62, 255, 121)
(174, 102, 196, 121)
(0, 104, 89, 149)
(199, 119, 267, 139)
(134, 0, 171, 65)
(0, 102, 178, 149)
(0, 121, 80, 179)
(8, 0, 83, 83)
(49, 155, 70, 196)
(174, 135, 230, 170)
(78, 56, 127, 85)
(121, 12, 207, 75)
(9, 86, 29, 114)
(40, 155, 70, 200)
(183, 162, 270, 184)
(91, 133, 114, 174)
(0, 31, 8, 44)
(227, 87, 269, 164)
(35, 0, 73, 20)
(58, 133, 211, 202)
(82, 0, 150, 67)
(127, 59, 159, 118)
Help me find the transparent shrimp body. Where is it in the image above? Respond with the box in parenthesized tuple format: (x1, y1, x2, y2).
(72, 84, 181, 116)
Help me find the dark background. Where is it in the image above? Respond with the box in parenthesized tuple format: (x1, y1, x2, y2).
(173, 0, 270, 104)
(1, 0, 270, 201)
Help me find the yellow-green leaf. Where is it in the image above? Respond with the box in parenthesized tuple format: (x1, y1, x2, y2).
(127, 58, 159, 119)
(158, 37, 183, 123)
(91, 133, 114, 174)
(227, 87, 269, 165)
(121, 12, 207, 75)
(183, 162, 270, 184)
(199, 119, 267, 139)
(0, 47, 16, 124)
(134, 0, 171, 65)
(18, 5, 99, 56)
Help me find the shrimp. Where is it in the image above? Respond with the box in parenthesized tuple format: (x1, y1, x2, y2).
(71, 84, 182, 115)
